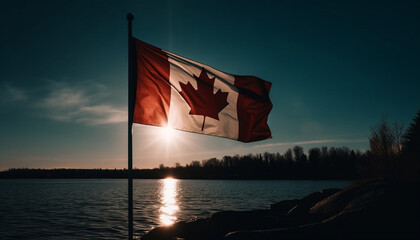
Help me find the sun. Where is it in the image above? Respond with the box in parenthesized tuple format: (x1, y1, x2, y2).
(159, 125, 176, 142)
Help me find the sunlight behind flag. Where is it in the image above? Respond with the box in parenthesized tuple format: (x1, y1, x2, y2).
(159, 125, 175, 143)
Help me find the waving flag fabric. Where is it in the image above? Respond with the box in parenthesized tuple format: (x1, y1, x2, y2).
(132, 38, 272, 142)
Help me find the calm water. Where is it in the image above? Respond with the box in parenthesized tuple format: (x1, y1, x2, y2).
(0, 179, 349, 239)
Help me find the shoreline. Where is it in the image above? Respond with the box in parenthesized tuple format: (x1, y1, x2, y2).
(141, 180, 420, 240)
(0, 168, 355, 180)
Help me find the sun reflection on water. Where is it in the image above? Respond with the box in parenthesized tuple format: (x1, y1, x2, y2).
(159, 177, 179, 226)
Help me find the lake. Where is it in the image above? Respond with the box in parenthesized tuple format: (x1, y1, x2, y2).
(0, 179, 349, 239)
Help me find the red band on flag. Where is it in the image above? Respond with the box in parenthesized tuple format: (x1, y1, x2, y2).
(235, 75, 272, 142)
(133, 39, 171, 127)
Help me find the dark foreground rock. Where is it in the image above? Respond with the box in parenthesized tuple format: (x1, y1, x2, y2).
(141, 180, 420, 240)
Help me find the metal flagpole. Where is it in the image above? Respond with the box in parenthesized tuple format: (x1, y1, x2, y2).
(127, 12, 134, 240)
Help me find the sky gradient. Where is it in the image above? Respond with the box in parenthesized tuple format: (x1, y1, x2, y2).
(1, 0, 419, 169)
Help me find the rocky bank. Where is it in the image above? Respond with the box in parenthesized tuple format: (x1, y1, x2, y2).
(141, 180, 419, 240)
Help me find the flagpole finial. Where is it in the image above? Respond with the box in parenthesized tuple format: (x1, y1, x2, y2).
(127, 13, 134, 21)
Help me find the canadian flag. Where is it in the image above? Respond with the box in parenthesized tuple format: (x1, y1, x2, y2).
(132, 38, 272, 143)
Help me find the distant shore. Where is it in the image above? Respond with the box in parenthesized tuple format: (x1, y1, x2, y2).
(0, 168, 355, 180)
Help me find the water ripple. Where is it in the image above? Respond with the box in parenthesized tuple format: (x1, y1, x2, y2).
(0, 179, 348, 239)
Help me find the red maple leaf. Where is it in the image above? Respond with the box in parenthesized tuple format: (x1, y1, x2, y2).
(179, 68, 229, 131)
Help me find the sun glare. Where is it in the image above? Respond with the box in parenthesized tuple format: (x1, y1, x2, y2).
(159, 177, 179, 226)
(159, 125, 176, 143)
(163, 126, 175, 138)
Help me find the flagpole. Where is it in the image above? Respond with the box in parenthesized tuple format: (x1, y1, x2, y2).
(127, 12, 134, 240)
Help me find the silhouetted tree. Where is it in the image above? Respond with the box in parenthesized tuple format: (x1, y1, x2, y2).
(284, 148, 293, 165)
(403, 110, 420, 158)
(263, 152, 273, 166)
(393, 122, 405, 154)
(293, 145, 307, 165)
(366, 118, 406, 179)
(321, 146, 329, 165)
(369, 118, 403, 160)
(202, 158, 220, 168)
(222, 156, 232, 168)
(308, 147, 321, 167)
(401, 109, 420, 180)
(189, 161, 201, 167)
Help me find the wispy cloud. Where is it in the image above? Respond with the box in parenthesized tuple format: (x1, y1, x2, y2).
(0, 84, 27, 104)
(77, 105, 126, 125)
(38, 81, 126, 125)
(39, 87, 88, 108)
(251, 139, 367, 150)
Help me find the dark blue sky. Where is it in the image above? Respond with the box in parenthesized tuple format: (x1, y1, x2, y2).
(1, 0, 419, 169)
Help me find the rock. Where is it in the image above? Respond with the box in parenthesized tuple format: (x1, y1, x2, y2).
(269, 199, 298, 214)
(269, 188, 340, 215)
(285, 188, 341, 225)
(226, 181, 420, 240)
(141, 219, 211, 240)
(141, 181, 420, 240)
(309, 181, 388, 220)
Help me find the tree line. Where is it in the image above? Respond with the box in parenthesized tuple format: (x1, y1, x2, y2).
(0, 145, 365, 180)
(156, 145, 365, 179)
